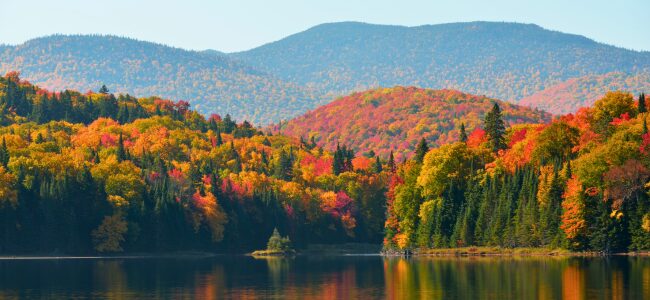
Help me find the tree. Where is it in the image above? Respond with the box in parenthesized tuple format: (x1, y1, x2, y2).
(591, 91, 636, 134)
(387, 151, 396, 172)
(414, 138, 429, 163)
(0, 166, 17, 207)
(333, 143, 344, 175)
(117, 133, 127, 162)
(214, 126, 223, 146)
(267, 228, 292, 251)
(639, 93, 646, 114)
(99, 85, 109, 94)
(274, 150, 293, 180)
(372, 156, 383, 174)
(0, 138, 8, 167)
(459, 123, 468, 143)
(92, 214, 128, 252)
(484, 102, 506, 152)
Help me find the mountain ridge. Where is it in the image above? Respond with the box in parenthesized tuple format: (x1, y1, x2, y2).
(0, 34, 323, 125)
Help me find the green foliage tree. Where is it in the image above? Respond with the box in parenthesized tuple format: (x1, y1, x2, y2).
(484, 102, 506, 152)
(266, 228, 292, 251)
(0, 138, 8, 167)
(459, 123, 468, 143)
(414, 138, 429, 163)
(639, 93, 646, 114)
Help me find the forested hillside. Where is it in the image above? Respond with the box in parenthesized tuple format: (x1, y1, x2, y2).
(276, 87, 550, 160)
(0, 73, 386, 254)
(384, 91, 650, 252)
(2, 72, 649, 254)
(0, 35, 322, 125)
(234, 22, 650, 104)
(520, 72, 650, 114)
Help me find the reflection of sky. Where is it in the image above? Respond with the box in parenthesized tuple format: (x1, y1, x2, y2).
(0, 0, 648, 52)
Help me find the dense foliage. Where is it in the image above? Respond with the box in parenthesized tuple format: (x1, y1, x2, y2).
(520, 71, 650, 114)
(0, 35, 323, 125)
(235, 22, 650, 104)
(0, 74, 388, 254)
(277, 87, 550, 160)
(384, 91, 650, 253)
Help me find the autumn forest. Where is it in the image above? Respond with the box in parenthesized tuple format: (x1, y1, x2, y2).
(0, 71, 649, 255)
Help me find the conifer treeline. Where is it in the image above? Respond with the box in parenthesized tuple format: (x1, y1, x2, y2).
(385, 91, 650, 253)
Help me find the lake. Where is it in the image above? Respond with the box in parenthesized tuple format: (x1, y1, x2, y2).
(0, 255, 648, 299)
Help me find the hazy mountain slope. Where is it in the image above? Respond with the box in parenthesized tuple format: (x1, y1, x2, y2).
(276, 86, 551, 159)
(519, 72, 650, 114)
(234, 21, 650, 103)
(0, 35, 322, 125)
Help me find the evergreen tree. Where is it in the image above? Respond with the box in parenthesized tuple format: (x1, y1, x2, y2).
(99, 85, 109, 94)
(0, 137, 8, 167)
(415, 138, 429, 163)
(333, 143, 344, 175)
(117, 133, 126, 162)
(35, 133, 45, 144)
(387, 151, 396, 172)
(372, 156, 383, 174)
(639, 93, 646, 114)
(459, 122, 468, 143)
(644, 118, 648, 135)
(274, 150, 293, 180)
(484, 102, 507, 152)
(222, 114, 236, 134)
(214, 127, 223, 146)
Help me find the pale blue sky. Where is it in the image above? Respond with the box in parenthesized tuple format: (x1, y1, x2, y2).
(1, 0, 648, 52)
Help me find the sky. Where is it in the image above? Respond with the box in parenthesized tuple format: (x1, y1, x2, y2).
(1, 0, 648, 53)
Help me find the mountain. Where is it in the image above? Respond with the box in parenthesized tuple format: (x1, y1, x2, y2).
(276, 86, 551, 159)
(519, 71, 650, 114)
(234, 21, 650, 104)
(0, 35, 322, 125)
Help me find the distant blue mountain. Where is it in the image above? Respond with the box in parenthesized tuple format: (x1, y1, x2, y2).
(233, 21, 650, 102)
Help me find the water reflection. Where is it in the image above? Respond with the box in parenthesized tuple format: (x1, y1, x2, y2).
(0, 255, 648, 299)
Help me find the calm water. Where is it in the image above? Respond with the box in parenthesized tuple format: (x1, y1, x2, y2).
(1, 255, 649, 299)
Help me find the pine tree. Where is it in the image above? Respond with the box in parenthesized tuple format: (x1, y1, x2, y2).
(99, 85, 109, 94)
(639, 93, 646, 114)
(117, 133, 126, 162)
(35, 133, 45, 144)
(415, 138, 429, 163)
(459, 123, 468, 143)
(274, 150, 293, 180)
(215, 127, 223, 146)
(333, 143, 344, 175)
(372, 156, 383, 174)
(387, 151, 396, 172)
(484, 102, 506, 153)
(0, 137, 9, 167)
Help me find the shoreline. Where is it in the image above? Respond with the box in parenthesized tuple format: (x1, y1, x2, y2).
(381, 246, 650, 257)
(5, 247, 650, 260)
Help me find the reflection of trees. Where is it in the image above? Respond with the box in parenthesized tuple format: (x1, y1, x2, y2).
(3, 256, 650, 298)
(93, 260, 127, 298)
(562, 261, 585, 300)
(264, 257, 291, 289)
(382, 257, 597, 299)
